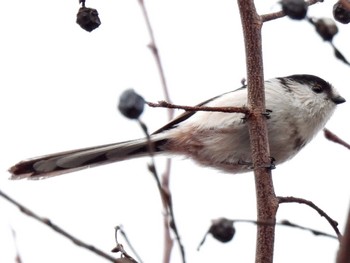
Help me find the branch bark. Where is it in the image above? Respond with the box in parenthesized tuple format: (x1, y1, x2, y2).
(237, 1, 278, 262)
(337, 206, 350, 263)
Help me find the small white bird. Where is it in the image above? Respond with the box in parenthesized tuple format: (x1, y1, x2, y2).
(9, 74, 345, 180)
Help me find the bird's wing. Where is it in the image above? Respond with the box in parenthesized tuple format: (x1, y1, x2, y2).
(152, 89, 240, 134)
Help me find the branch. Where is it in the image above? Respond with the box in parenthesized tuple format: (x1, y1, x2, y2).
(277, 219, 338, 239)
(10, 227, 22, 263)
(261, 0, 322, 22)
(113, 226, 143, 263)
(234, 219, 337, 239)
(198, 218, 337, 251)
(137, 120, 186, 263)
(136, 2, 177, 262)
(161, 158, 173, 263)
(0, 189, 118, 262)
(137, 0, 173, 120)
(112, 226, 140, 263)
(147, 101, 249, 114)
(324, 128, 350, 150)
(237, 1, 278, 263)
(337, 205, 350, 263)
(278, 196, 342, 240)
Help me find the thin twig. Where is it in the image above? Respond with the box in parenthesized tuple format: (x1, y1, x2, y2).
(161, 158, 173, 263)
(278, 219, 337, 239)
(0, 189, 118, 262)
(10, 227, 22, 263)
(235, 219, 337, 239)
(278, 196, 342, 240)
(136, 2, 176, 262)
(324, 128, 350, 150)
(261, 0, 322, 22)
(137, 0, 173, 121)
(197, 218, 338, 250)
(114, 226, 143, 263)
(236, 219, 338, 239)
(147, 101, 249, 114)
(79, 0, 86, 8)
(112, 226, 139, 263)
(329, 42, 350, 66)
(137, 119, 186, 263)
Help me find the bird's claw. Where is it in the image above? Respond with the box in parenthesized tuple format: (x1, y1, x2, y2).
(243, 157, 276, 170)
(262, 109, 273, 119)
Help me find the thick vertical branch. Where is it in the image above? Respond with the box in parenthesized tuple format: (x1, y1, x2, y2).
(237, 1, 278, 263)
(337, 206, 350, 263)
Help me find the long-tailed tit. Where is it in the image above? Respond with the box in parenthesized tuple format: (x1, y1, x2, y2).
(9, 74, 345, 179)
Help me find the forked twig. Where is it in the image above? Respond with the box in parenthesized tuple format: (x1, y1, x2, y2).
(278, 196, 342, 240)
(197, 218, 338, 250)
(112, 226, 140, 263)
(0, 189, 118, 262)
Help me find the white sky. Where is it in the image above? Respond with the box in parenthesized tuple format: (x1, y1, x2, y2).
(1, 0, 350, 262)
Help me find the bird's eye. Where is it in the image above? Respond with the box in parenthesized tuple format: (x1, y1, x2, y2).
(312, 85, 323, 93)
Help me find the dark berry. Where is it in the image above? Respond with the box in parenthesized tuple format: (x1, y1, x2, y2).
(118, 89, 145, 119)
(281, 0, 308, 20)
(312, 18, 338, 41)
(333, 1, 350, 24)
(209, 218, 235, 243)
(76, 7, 101, 32)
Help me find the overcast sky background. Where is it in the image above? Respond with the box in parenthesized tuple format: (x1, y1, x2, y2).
(1, 0, 350, 262)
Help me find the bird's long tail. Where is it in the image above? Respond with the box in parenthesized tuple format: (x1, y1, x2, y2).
(9, 134, 169, 180)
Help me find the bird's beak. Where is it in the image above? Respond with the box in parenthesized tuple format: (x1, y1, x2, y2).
(332, 95, 346, 105)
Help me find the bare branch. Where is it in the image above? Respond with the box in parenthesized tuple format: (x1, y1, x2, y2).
(136, 2, 176, 262)
(232, 219, 337, 239)
(337, 206, 350, 263)
(112, 226, 140, 263)
(324, 128, 350, 150)
(261, 0, 323, 22)
(137, 120, 186, 263)
(0, 189, 118, 262)
(198, 217, 337, 250)
(113, 226, 143, 263)
(237, 1, 278, 262)
(161, 158, 174, 263)
(10, 227, 22, 263)
(137, 0, 173, 121)
(261, 10, 285, 23)
(278, 219, 338, 239)
(147, 101, 249, 114)
(278, 196, 342, 240)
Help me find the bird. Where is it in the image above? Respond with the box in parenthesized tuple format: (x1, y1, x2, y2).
(9, 74, 345, 180)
